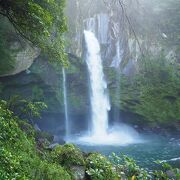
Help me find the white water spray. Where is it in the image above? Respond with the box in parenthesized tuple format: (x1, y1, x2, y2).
(62, 68, 70, 139)
(84, 30, 110, 137)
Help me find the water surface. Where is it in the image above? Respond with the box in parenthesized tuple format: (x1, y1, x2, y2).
(77, 134, 180, 169)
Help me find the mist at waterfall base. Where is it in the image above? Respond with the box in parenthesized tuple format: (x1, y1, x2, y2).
(65, 30, 142, 146)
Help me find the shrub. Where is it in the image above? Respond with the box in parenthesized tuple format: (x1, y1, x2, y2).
(33, 161, 71, 180)
(153, 161, 180, 179)
(86, 153, 120, 180)
(110, 153, 151, 179)
(51, 144, 85, 167)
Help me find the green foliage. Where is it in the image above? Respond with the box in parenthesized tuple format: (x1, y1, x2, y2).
(86, 153, 120, 180)
(20, 101, 47, 119)
(0, 100, 179, 180)
(153, 161, 180, 179)
(119, 53, 180, 127)
(0, 100, 34, 179)
(51, 144, 85, 167)
(7, 95, 47, 123)
(0, 147, 27, 179)
(135, 54, 180, 125)
(17, 119, 36, 138)
(0, 100, 71, 179)
(110, 153, 180, 180)
(0, 0, 68, 65)
(32, 161, 71, 180)
(110, 153, 151, 179)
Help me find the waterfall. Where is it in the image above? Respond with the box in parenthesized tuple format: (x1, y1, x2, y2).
(68, 31, 141, 145)
(84, 30, 110, 137)
(85, 17, 96, 33)
(84, 14, 109, 44)
(111, 40, 123, 68)
(111, 40, 123, 122)
(62, 68, 70, 139)
(97, 14, 109, 44)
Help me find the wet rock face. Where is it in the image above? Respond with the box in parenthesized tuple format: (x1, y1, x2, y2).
(7, 42, 40, 76)
(0, 17, 40, 77)
(66, 0, 135, 69)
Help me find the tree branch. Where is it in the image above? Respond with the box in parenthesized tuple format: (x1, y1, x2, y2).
(118, 0, 144, 56)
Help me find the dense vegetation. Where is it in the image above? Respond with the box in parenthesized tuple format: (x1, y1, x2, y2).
(0, 99, 179, 179)
(112, 53, 180, 129)
(0, 100, 71, 179)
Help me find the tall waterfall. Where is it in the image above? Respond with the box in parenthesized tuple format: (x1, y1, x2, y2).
(67, 30, 141, 145)
(72, 30, 141, 145)
(84, 30, 110, 137)
(62, 68, 70, 139)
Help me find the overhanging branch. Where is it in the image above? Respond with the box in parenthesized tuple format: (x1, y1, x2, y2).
(118, 0, 144, 56)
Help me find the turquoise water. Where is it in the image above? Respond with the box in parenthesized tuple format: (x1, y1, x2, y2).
(77, 134, 180, 170)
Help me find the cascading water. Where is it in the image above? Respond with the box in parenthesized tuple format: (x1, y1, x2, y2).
(73, 30, 142, 145)
(62, 68, 70, 139)
(111, 40, 124, 122)
(84, 30, 110, 137)
(97, 14, 109, 44)
(111, 40, 123, 68)
(84, 14, 109, 44)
